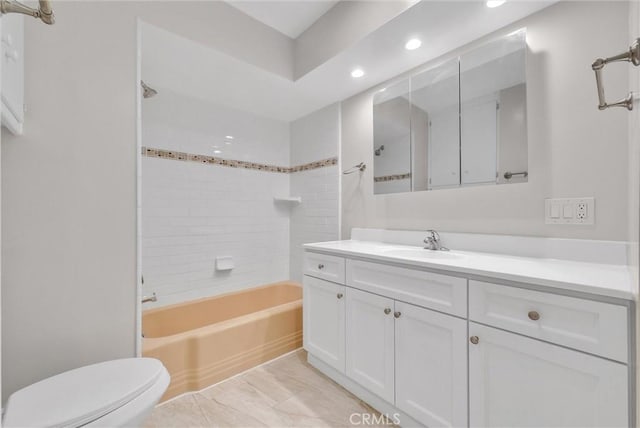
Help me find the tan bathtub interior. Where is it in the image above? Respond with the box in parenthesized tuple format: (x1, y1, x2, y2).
(142, 281, 302, 401)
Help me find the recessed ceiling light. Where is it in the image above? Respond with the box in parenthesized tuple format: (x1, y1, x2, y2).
(225, 141, 232, 145)
(213, 150, 222, 154)
(405, 39, 422, 50)
(379, 87, 387, 92)
(351, 68, 365, 78)
(486, 0, 505, 8)
(225, 135, 234, 140)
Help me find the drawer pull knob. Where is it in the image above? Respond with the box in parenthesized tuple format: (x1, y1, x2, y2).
(528, 311, 540, 321)
(318, 264, 325, 270)
(384, 308, 391, 315)
(470, 336, 479, 345)
(337, 293, 344, 299)
(394, 311, 402, 318)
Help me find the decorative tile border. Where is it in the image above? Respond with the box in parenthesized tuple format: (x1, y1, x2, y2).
(374, 173, 412, 183)
(142, 147, 337, 174)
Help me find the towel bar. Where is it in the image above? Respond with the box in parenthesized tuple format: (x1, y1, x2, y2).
(592, 38, 640, 111)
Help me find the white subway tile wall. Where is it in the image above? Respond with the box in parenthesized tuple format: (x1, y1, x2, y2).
(289, 103, 341, 283)
(142, 157, 291, 307)
(142, 92, 339, 306)
(290, 166, 340, 282)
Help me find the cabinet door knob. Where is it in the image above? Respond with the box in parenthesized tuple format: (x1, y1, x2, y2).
(384, 308, 391, 315)
(470, 336, 479, 345)
(394, 311, 401, 318)
(336, 293, 343, 299)
(318, 264, 325, 270)
(528, 311, 540, 321)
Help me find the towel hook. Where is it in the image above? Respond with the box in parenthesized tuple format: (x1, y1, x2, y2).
(592, 38, 640, 111)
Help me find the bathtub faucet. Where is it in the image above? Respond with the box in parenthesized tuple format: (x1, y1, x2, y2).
(142, 292, 157, 304)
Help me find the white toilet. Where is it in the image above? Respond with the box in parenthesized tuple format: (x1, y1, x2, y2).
(3, 358, 170, 427)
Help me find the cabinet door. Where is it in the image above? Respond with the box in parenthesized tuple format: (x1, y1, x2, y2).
(303, 276, 345, 373)
(346, 287, 395, 403)
(395, 301, 468, 427)
(469, 323, 628, 428)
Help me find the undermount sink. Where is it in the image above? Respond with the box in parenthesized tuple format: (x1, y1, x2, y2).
(381, 248, 464, 260)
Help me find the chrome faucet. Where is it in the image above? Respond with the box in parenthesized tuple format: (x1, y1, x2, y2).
(424, 230, 449, 251)
(142, 292, 157, 304)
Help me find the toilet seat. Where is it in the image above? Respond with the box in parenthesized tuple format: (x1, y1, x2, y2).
(3, 358, 166, 428)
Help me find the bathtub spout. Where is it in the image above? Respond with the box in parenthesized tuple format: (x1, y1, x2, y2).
(142, 293, 157, 304)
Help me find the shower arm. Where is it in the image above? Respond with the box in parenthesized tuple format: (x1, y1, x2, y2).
(1, 0, 54, 25)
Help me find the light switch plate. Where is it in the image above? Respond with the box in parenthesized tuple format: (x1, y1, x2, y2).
(545, 197, 594, 225)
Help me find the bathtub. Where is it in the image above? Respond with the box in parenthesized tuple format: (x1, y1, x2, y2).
(142, 281, 302, 401)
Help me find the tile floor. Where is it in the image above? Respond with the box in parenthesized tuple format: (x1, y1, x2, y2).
(144, 350, 391, 427)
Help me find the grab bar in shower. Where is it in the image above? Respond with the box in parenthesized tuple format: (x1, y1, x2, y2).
(0, 0, 54, 24)
(592, 38, 640, 111)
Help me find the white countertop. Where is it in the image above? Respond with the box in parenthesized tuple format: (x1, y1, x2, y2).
(304, 240, 637, 300)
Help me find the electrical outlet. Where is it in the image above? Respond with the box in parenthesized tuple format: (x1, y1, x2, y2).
(545, 197, 594, 225)
(576, 203, 587, 220)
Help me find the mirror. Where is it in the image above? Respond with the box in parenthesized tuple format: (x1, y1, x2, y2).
(461, 30, 527, 186)
(373, 30, 528, 194)
(411, 58, 460, 191)
(373, 79, 411, 194)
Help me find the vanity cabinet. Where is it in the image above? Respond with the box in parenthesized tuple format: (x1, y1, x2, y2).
(345, 287, 395, 403)
(345, 287, 468, 426)
(303, 249, 632, 428)
(469, 322, 628, 428)
(395, 301, 468, 427)
(302, 276, 345, 373)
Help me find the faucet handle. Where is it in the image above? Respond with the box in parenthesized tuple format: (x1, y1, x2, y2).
(424, 230, 449, 251)
(425, 229, 441, 241)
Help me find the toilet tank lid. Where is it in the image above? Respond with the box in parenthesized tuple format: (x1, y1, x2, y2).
(3, 358, 166, 428)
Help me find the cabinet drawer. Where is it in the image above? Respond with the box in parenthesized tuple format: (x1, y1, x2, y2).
(346, 259, 467, 317)
(469, 280, 628, 362)
(304, 252, 345, 284)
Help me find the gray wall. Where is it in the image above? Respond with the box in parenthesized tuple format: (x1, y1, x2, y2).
(341, 1, 630, 241)
(1, 1, 293, 399)
(627, 3, 640, 425)
(294, 1, 415, 79)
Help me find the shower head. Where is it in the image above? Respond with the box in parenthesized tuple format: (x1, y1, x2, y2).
(141, 81, 158, 99)
(374, 145, 385, 156)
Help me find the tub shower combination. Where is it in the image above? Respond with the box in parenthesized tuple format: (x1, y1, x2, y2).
(142, 282, 302, 401)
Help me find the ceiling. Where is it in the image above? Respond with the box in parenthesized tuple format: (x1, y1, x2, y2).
(225, 1, 338, 39)
(142, 1, 555, 123)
